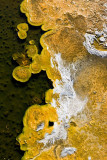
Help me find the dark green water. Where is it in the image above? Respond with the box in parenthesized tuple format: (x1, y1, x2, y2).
(0, 0, 52, 159)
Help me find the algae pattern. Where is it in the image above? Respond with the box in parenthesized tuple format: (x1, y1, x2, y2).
(0, 0, 52, 159)
(1, 0, 106, 160)
(12, 0, 107, 160)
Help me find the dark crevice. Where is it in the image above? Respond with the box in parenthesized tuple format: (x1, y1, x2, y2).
(49, 121, 54, 127)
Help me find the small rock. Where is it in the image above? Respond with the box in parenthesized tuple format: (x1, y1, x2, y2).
(103, 42, 107, 48)
(95, 31, 103, 37)
(93, 91, 96, 94)
(60, 147, 76, 157)
(103, 28, 107, 34)
(99, 37, 106, 42)
(103, 33, 107, 38)
(64, 123, 70, 128)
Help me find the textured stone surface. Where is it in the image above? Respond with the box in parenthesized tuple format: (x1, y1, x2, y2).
(21, 0, 107, 31)
(15, 0, 107, 159)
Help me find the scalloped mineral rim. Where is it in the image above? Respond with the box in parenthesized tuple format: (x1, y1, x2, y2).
(12, 66, 31, 82)
(20, 0, 106, 31)
(17, 23, 29, 31)
(17, 0, 107, 160)
(17, 23, 29, 39)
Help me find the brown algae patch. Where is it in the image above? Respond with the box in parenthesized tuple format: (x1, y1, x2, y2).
(12, 42, 42, 82)
(25, 43, 38, 59)
(13, 0, 107, 160)
(12, 52, 31, 66)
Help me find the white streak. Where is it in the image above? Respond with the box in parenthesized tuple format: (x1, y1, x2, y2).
(83, 33, 107, 58)
(88, 156, 91, 160)
(36, 122, 44, 131)
(53, 53, 87, 123)
(38, 122, 67, 145)
(50, 57, 54, 68)
(38, 53, 87, 149)
(60, 147, 76, 157)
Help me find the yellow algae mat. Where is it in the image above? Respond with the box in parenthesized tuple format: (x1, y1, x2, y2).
(12, 0, 107, 159)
